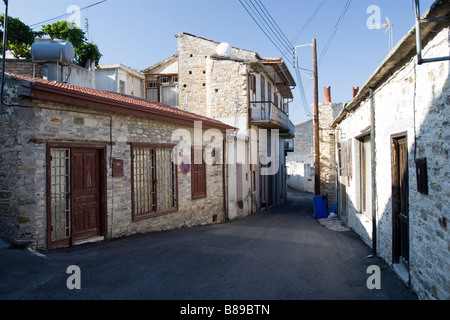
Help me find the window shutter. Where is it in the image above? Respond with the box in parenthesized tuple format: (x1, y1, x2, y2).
(191, 147, 207, 199)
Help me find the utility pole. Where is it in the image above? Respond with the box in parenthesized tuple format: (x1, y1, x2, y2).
(313, 38, 320, 196)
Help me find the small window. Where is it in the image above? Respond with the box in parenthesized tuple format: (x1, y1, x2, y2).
(146, 82, 157, 88)
(159, 77, 170, 84)
(172, 76, 178, 83)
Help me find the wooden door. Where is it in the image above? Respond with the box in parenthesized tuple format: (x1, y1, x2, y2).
(392, 136, 409, 269)
(72, 149, 102, 242)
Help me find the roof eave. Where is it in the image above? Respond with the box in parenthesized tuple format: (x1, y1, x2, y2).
(21, 80, 235, 132)
(331, 0, 450, 128)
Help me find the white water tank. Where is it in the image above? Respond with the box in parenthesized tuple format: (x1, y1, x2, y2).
(31, 39, 75, 63)
(216, 42, 235, 58)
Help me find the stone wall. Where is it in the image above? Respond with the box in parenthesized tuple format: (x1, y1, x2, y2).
(0, 79, 226, 249)
(336, 27, 450, 300)
(286, 119, 314, 193)
(0, 59, 43, 78)
(319, 102, 343, 211)
(176, 33, 258, 218)
(287, 119, 313, 165)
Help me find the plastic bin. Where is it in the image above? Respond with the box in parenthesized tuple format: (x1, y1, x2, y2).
(313, 195, 328, 219)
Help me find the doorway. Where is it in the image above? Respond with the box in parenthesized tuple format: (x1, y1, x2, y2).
(391, 134, 409, 270)
(47, 144, 106, 249)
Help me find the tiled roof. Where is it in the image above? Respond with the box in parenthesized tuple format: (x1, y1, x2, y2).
(9, 73, 236, 131)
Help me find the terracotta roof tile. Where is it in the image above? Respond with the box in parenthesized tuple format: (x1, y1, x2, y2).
(8, 73, 235, 131)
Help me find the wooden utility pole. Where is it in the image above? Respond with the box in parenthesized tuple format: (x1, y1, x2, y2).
(313, 38, 320, 196)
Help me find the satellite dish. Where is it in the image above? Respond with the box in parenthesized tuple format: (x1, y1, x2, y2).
(216, 42, 235, 58)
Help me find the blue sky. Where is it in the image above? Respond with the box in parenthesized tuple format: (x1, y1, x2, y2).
(3, 0, 436, 124)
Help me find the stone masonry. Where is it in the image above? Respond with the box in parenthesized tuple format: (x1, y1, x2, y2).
(333, 24, 450, 300)
(0, 76, 226, 249)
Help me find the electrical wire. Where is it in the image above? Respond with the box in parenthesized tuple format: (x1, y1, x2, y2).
(239, 0, 294, 66)
(318, 0, 352, 65)
(30, 0, 108, 29)
(295, 68, 311, 118)
(290, 0, 327, 48)
(253, 0, 293, 53)
(303, 0, 352, 91)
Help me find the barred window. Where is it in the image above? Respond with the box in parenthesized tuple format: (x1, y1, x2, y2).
(50, 148, 71, 241)
(131, 144, 177, 221)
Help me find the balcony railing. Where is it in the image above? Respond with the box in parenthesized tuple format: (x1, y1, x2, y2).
(251, 101, 295, 138)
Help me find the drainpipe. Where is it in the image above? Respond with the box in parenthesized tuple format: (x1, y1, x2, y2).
(370, 87, 377, 256)
(222, 137, 228, 222)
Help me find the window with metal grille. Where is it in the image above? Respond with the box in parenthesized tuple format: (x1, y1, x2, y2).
(131, 144, 177, 221)
(50, 148, 71, 241)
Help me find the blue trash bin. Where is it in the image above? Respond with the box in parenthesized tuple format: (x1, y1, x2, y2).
(313, 195, 328, 219)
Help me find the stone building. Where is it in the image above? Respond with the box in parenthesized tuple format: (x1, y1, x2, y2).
(286, 88, 343, 206)
(143, 33, 296, 219)
(331, 0, 450, 299)
(318, 88, 344, 211)
(0, 73, 235, 250)
(286, 119, 314, 193)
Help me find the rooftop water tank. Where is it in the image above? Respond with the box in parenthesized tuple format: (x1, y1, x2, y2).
(216, 42, 235, 58)
(31, 39, 75, 63)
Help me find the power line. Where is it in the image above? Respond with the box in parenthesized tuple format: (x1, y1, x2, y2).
(303, 0, 352, 91)
(30, 0, 107, 29)
(318, 0, 352, 65)
(238, 0, 294, 65)
(291, 0, 327, 45)
(295, 67, 311, 118)
(253, 0, 293, 52)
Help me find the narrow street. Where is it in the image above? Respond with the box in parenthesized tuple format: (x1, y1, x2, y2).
(0, 189, 417, 301)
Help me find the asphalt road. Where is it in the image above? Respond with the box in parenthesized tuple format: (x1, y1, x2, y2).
(0, 189, 417, 302)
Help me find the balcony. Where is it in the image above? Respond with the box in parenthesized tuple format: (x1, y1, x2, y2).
(251, 101, 295, 138)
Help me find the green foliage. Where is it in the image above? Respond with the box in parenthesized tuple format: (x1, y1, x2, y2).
(0, 16, 102, 68)
(40, 21, 102, 68)
(77, 42, 102, 68)
(40, 21, 86, 49)
(0, 14, 37, 59)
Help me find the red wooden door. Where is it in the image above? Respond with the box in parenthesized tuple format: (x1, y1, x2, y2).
(72, 149, 102, 242)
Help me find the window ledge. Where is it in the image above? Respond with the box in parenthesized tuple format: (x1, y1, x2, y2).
(132, 208, 178, 222)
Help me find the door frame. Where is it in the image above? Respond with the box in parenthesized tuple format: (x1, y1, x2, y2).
(46, 142, 107, 249)
(390, 132, 409, 269)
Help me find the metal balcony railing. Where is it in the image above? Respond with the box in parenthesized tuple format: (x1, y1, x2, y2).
(250, 101, 295, 138)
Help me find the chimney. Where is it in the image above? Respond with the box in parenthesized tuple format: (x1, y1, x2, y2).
(324, 86, 331, 103)
(352, 87, 359, 98)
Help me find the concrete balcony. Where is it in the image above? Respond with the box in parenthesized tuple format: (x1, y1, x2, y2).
(251, 101, 295, 138)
